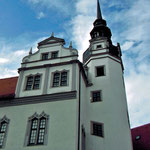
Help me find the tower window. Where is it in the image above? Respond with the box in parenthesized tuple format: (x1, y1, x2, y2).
(91, 91, 102, 102)
(42, 53, 49, 60)
(96, 66, 105, 77)
(97, 44, 102, 49)
(91, 122, 104, 137)
(51, 51, 58, 59)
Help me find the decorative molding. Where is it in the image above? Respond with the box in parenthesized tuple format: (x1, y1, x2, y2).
(0, 115, 10, 123)
(21, 55, 78, 65)
(0, 91, 77, 108)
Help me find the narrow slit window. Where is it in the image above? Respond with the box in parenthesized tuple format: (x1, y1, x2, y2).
(60, 72, 67, 86)
(53, 73, 60, 87)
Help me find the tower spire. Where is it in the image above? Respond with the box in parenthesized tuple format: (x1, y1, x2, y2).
(97, 0, 102, 19)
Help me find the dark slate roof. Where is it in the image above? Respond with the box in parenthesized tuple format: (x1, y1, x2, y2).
(131, 123, 150, 150)
(38, 36, 65, 47)
(0, 77, 18, 99)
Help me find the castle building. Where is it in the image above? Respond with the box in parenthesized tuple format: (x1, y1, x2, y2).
(0, 0, 133, 150)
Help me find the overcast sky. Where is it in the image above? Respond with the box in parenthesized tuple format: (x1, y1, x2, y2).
(0, 0, 150, 128)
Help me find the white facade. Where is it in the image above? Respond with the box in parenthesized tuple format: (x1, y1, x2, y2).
(0, 1, 133, 150)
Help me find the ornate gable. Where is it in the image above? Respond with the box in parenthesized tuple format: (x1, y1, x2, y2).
(38, 36, 65, 47)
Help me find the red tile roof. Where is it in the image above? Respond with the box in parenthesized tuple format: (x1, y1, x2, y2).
(0, 77, 18, 99)
(131, 123, 150, 150)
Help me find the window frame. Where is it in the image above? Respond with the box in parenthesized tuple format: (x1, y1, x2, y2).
(41, 53, 49, 60)
(52, 70, 68, 87)
(91, 90, 102, 102)
(91, 121, 104, 138)
(26, 112, 49, 146)
(0, 116, 10, 149)
(51, 51, 58, 59)
(25, 74, 42, 91)
(95, 66, 105, 77)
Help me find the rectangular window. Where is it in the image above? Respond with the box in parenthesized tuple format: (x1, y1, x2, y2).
(91, 91, 102, 102)
(97, 44, 102, 49)
(52, 71, 68, 87)
(91, 122, 104, 137)
(26, 75, 41, 90)
(51, 51, 58, 59)
(96, 66, 105, 77)
(42, 53, 48, 60)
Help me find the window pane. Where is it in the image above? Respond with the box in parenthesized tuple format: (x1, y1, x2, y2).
(0, 123, 7, 132)
(29, 119, 38, 145)
(51, 52, 58, 58)
(42, 53, 48, 60)
(33, 75, 40, 89)
(92, 91, 101, 102)
(30, 130, 37, 144)
(0, 133, 5, 146)
(39, 119, 46, 128)
(26, 76, 33, 90)
(92, 123, 103, 137)
(37, 129, 45, 144)
(53, 73, 60, 87)
(31, 119, 38, 129)
(0, 122, 7, 147)
(60, 72, 67, 86)
(96, 66, 105, 77)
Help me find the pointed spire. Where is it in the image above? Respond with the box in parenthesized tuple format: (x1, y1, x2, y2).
(97, 0, 102, 19)
(69, 41, 72, 48)
(29, 47, 32, 55)
(51, 32, 54, 37)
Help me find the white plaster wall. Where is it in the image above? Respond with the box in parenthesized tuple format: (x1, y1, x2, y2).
(47, 64, 73, 94)
(82, 56, 133, 150)
(0, 99, 77, 150)
(22, 44, 78, 68)
(19, 68, 46, 97)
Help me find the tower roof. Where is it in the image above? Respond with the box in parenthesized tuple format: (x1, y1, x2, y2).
(97, 0, 102, 19)
(90, 0, 111, 39)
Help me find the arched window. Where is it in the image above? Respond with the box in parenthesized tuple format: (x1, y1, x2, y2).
(0, 116, 9, 148)
(26, 112, 49, 146)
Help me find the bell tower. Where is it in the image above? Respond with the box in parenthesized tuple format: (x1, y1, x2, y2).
(81, 1, 133, 150)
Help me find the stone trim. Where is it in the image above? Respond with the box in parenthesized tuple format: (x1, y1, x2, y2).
(19, 60, 90, 87)
(21, 55, 78, 65)
(0, 91, 77, 108)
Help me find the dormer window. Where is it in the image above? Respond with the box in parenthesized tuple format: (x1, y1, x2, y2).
(42, 53, 49, 60)
(51, 51, 58, 59)
(26, 75, 41, 90)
